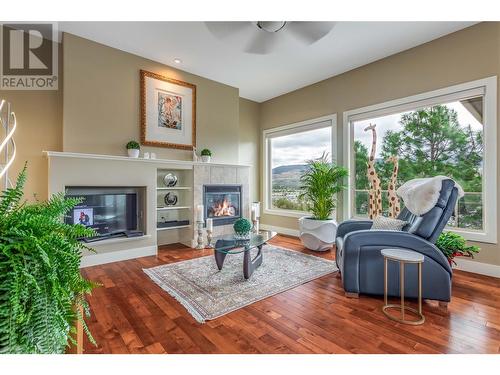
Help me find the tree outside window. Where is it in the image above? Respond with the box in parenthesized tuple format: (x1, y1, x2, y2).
(353, 99, 483, 230)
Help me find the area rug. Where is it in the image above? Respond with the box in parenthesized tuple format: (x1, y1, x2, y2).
(143, 245, 338, 323)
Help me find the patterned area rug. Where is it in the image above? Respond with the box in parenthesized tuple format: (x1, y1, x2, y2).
(144, 245, 338, 323)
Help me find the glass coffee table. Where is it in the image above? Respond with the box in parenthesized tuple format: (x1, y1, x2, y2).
(213, 231, 277, 279)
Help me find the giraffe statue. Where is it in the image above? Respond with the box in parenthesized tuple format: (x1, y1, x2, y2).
(364, 123, 382, 219)
(386, 155, 401, 218)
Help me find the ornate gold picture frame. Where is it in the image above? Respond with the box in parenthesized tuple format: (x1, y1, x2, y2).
(140, 69, 196, 150)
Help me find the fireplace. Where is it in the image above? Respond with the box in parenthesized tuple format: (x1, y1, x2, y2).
(203, 185, 242, 226)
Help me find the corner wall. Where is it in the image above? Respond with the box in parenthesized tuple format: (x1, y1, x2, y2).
(239, 98, 260, 202)
(0, 77, 62, 200)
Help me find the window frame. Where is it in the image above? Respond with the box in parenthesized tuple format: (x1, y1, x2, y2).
(342, 76, 497, 244)
(263, 114, 337, 218)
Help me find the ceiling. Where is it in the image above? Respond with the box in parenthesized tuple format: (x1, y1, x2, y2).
(58, 22, 476, 102)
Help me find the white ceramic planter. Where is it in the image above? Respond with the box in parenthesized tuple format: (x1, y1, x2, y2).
(127, 149, 140, 158)
(298, 216, 337, 251)
(201, 155, 211, 163)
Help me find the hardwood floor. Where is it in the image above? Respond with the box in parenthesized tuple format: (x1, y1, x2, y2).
(81, 235, 500, 354)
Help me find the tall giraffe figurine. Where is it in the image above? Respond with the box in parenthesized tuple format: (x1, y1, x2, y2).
(364, 123, 382, 219)
(386, 155, 401, 218)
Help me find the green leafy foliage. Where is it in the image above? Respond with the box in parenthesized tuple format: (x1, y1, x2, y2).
(0, 164, 98, 353)
(378, 105, 483, 192)
(200, 148, 212, 156)
(126, 140, 140, 149)
(233, 218, 252, 235)
(299, 153, 348, 220)
(354, 105, 484, 228)
(273, 196, 307, 211)
(436, 232, 480, 265)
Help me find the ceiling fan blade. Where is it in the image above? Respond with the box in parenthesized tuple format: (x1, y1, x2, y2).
(204, 22, 253, 39)
(244, 30, 279, 55)
(286, 21, 336, 44)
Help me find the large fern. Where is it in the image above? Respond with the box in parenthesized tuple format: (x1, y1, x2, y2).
(0, 164, 98, 353)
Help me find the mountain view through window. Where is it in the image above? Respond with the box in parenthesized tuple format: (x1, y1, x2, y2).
(271, 126, 332, 211)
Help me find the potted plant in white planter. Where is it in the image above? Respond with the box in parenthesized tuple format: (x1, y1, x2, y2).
(298, 153, 348, 251)
(200, 148, 212, 163)
(126, 140, 140, 158)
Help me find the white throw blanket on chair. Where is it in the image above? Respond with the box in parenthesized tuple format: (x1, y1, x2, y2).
(396, 176, 464, 216)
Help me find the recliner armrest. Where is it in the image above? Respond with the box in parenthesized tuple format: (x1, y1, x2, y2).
(336, 220, 373, 238)
(343, 229, 452, 275)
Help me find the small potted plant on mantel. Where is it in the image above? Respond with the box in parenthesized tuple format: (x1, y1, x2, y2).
(298, 153, 348, 251)
(126, 140, 140, 158)
(200, 148, 212, 163)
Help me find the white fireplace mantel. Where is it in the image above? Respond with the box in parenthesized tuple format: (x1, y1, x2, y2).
(44, 151, 251, 169)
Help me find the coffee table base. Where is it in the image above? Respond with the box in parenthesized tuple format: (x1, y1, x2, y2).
(215, 244, 264, 280)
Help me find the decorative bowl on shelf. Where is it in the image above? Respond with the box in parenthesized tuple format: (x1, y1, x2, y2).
(164, 192, 178, 206)
(163, 173, 178, 187)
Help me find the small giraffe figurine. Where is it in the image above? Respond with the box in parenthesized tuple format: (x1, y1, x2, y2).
(386, 155, 401, 218)
(364, 123, 382, 219)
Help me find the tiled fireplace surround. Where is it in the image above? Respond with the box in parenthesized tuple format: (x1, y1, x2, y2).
(192, 164, 250, 245)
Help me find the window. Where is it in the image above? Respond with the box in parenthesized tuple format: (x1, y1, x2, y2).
(263, 115, 336, 217)
(343, 77, 497, 243)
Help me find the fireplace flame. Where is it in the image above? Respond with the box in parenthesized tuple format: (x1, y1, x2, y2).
(212, 197, 236, 217)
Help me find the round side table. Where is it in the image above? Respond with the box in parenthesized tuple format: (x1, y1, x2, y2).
(381, 248, 425, 325)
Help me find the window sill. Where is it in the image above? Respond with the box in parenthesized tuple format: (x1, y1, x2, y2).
(263, 208, 308, 219)
(444, 228, 497, 244)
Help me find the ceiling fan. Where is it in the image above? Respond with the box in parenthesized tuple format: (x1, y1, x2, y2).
(205, 21, 335, 55)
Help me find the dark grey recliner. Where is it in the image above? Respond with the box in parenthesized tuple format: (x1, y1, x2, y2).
(335, 179, 458, 302)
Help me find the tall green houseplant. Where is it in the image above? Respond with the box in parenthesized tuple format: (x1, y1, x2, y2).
(0, 165, 98, 353)
(299, 153, 348, 220)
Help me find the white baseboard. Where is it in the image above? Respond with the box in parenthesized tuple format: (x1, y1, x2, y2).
(260, 224, 300, 237)
(80, 245, 157, 268)
(453, 258, 500, 278)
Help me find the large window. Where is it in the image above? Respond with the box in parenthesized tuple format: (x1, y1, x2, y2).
(264, 115, 336, 216)
(344, 77, 497, 243)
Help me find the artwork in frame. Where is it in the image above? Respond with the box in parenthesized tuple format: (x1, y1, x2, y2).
(140, 69, 196, 150)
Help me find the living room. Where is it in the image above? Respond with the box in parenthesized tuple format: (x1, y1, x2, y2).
(1, 1, 499, 373)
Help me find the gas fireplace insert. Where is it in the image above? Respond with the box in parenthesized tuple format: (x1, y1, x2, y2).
(203, 185, 242, 226)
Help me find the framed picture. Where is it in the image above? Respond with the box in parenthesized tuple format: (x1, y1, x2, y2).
(140, 69, 196, 150)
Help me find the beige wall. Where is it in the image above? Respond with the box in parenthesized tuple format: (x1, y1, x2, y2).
(0, 88, 62, 201)
(238, 98, 260, 202)
(62, 33, 240, 163)
(260, 22, 500, 267)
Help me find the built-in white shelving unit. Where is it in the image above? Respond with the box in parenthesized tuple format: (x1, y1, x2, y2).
(156, 167, 193, 244)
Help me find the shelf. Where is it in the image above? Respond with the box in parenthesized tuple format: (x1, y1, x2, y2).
(157, 225, 191, 231)
(157, 206, 191, 211)
(44, 151, 251, 168)
(157, 187, 192, 190)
